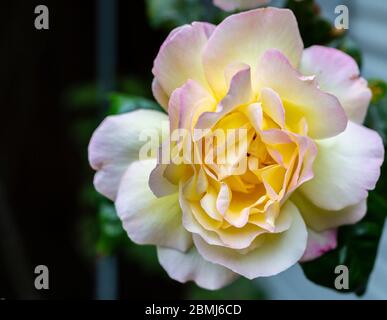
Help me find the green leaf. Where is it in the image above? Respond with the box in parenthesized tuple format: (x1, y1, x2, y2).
(301, 193, 387, 295)
(108, 93, 164, 115)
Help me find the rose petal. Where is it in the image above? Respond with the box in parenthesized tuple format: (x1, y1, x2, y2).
(88, 109, 168, 200)
(152, 22, 215, 101)
(255, 49, 347, 139)
(261, 87, 285, 128)
(195, 66, 253, 133)
(169, 80, 216, 132)
(292, 191, 367, 232)
(300, 121, 384, 211)
(157, 246, 238, 290)
(300, 228, 338, 262)
(152, 78, 169, 110)
(115, 159, 192, 252)
(149, 162, 179, 198)
(194, 201, 307, 279)
(203, 8, 303, 98)
(300, 46, 372, 123)
(181, 184, 269, 250)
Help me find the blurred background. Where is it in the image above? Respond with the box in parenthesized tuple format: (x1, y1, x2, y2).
(0, 0, 386, 299)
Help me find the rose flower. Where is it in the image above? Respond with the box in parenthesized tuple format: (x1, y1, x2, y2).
(89, 8, 384, 289)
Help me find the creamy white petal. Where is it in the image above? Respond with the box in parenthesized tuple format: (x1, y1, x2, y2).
(157, 246, 238, 290)
(116, 159, 192, 252)
(88, 110, 168, 200)
(300, 46, 371, 123)
(300, 122, 384, 211)
(203, 8, 303, 98)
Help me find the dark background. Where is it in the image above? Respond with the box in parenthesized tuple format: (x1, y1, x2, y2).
(0, 0, 185, 299)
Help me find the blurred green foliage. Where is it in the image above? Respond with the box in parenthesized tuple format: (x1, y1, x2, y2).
(109, 93, 164, 115)
(366, 80, 387, 145)
(96, 200, 127, 255)
(146, 0, 228, 29)
(285, 0, 339, 47)
(366, 80, 387, 197)
(94, 199, 162, 274)
(286, 0, 362, 68)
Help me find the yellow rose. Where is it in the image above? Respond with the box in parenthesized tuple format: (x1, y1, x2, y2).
(89, 8, 384, 289)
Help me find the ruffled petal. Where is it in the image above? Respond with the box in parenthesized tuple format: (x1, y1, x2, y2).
(255, 49, 347, 139)
(300, 122, 384, 211)
(152, 78, 169, 110)
(195, 66, 253, 133)
(203, 8, 303, 98)
(115, 159, 192, 252)
(300, 46, 372, 123)
(152, 22, 215, 101)
(194, 201, 307, 279)
(292, 191, 367, 231)
(88, 109, 168, 200)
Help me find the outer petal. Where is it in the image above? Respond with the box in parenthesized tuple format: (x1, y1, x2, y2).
(292, 191, 367, 232)
(256, 49, 347, 139)
(300, 121, 384, 211)
(115, 159, 192, 252)
(300, 228, 338, 262)
(152, 78, 169, 110)
(194, 201, 307, 279)
(152, 22, 215, 100)
(157, 246, 238, 290)
(203, 8, 303, 98)
(88, 109, 168, 200)
(213, 0, 269, 12)
(300, 46, 372, 123)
